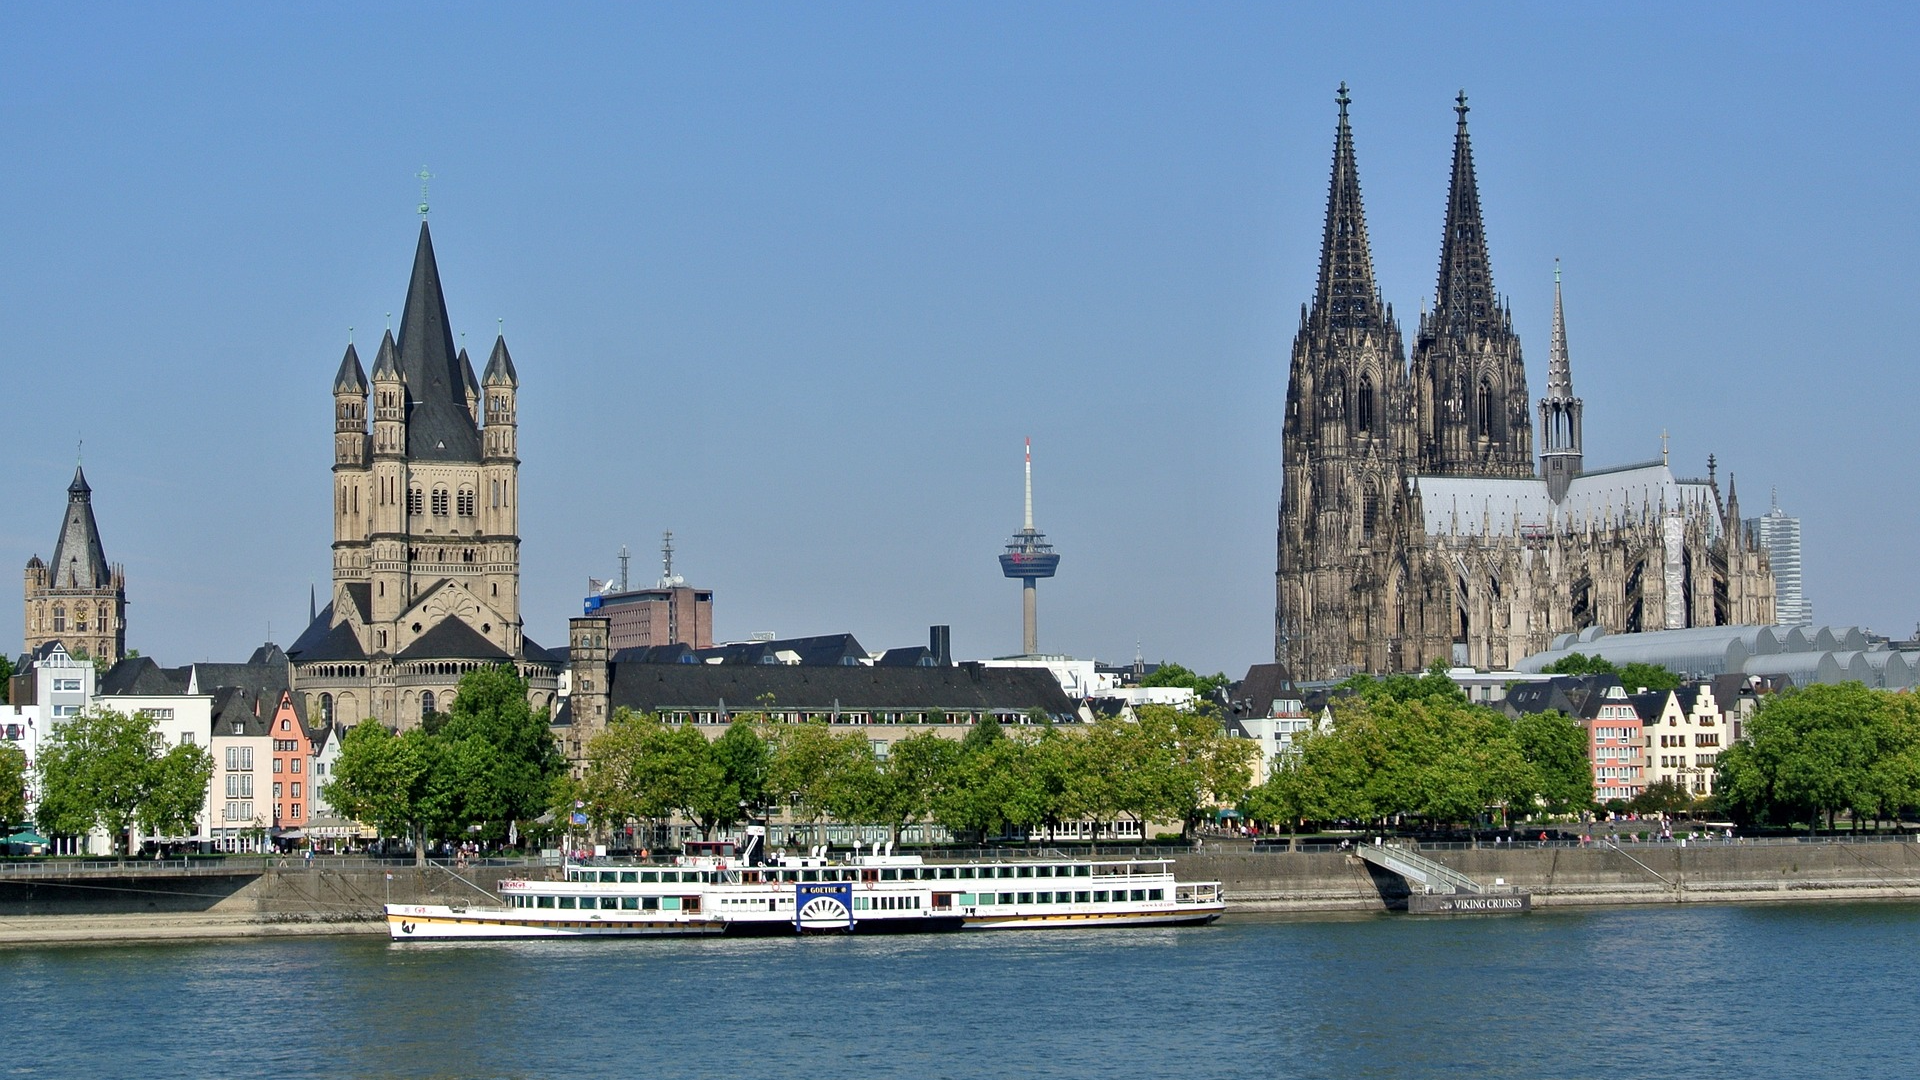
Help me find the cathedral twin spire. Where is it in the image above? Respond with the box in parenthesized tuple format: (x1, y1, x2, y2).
(1304, 85, 1542, 480)
(1311, 83, 1387, 335)
(1430, 92, 1502, 342)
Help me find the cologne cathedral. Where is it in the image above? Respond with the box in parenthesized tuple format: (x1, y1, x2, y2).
(1275, 88, 1772, 679)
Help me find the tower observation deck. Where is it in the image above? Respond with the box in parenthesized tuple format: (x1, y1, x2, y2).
(998, 438, 1060, 656)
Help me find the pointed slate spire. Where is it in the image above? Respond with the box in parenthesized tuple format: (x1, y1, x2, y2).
(395, 221, 481, 461)
(333, 342, 368, 394)
(1433, 91, 1498, 337)
(50, 466, 111, 590)
(482, 334, 518, 387)
(371, 329, 400, 381)
(459, 348, 478, 399)
(1312, 83, 1386, 334)
(1545, 260, 1573, 399)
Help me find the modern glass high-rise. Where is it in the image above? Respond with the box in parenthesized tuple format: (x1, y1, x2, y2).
(1747, 496, 1810, 624)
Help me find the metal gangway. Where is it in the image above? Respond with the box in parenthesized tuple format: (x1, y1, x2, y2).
(1353, 843, 1486, 895)
(1351, 841, 1531, 913)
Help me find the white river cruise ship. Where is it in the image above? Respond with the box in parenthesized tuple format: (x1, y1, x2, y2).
(386, 829, 1224, 940)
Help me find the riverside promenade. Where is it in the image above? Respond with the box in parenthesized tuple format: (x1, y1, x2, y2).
(3, 837, 1920, 943)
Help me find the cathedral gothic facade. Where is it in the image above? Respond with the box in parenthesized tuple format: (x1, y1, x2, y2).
(1276, 89, 1772, 680)
(288, 222, 560, 727)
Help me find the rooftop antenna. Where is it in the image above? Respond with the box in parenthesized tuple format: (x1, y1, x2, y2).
(1023, 437, 1034, 531)
(417, 167, 433, 218)
(659, 531, 683, 588)
(618, 545, 631, 592)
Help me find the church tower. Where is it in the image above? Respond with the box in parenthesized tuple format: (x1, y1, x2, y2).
(1412, 93, 1534, 478)
(289, 221, 558, 727)
(1537, 263, 1584, 501)
(1277, 85, 1422, 677)
(23, 466, 127, 665)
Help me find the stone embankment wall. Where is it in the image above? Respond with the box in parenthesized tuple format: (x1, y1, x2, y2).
(6, 844, 1920, 932)
(0, 862, 561, 923)
(1177, 841, 1920, 912)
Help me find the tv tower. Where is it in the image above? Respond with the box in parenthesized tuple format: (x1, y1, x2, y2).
(998, 438, 1060, 656)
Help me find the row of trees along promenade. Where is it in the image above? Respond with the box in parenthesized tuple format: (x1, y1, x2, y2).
(12, 665, 1920, 862)
(320, 668, 1262, 861)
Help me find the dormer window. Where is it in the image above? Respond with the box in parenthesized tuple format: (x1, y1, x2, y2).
(233, 722, 244, 735)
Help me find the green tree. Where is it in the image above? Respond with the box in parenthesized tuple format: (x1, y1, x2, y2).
(1126, 704, 1257, 837)
(140, 741, 215, 839)
(0, 742, 28, 831)
(875, 731, 960, 844)
(1139, 662, 1232, 701)
(1616, 663, 1680, 693)
(1276, 687, 1536, 829)
(959, 714, 1004, 754)
(1715, 683, 1920, 831)
(322, 721, 442, 864)
(712, 717, 773, 820)
(582, 711, 695, 834)
(1539, 652, 1614, 676)
(1511, 710, 1597, 815)
(769, 722, 878, 846)
(1628, 779, 1696, 817)
(1539, 653, 1679, 692)
(36, 708, 215, 855)
(430, 665, 566, 842)
(936, 735, 1046, 839)
(0, 654, 13, 705)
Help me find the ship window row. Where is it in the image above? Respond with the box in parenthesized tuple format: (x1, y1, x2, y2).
(514, 895, 695, 911)
(852, 896, 922, 911)
(958, 889, 1161, 906)
(568, 869, 712, 883)
(744, 864, 1099, 883)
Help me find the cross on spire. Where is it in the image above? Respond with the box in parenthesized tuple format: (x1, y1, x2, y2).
(1455, 89, 1469, 125)
(417, 167, 433, 218)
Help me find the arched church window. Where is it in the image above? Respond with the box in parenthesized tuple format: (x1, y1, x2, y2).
(1356, 374, 1374, 435)
(320, 694, 334, 724)
(431, 488, 450, 516)
(421, 691, 437, 717)
(52, 605, 65, 632)
(408, 488, 424, 516)
(1362, 485, 1380, 540)
(1478, 379, 1495, 438)
(457, 488, 474, 517)
(99, 604, 111, 629)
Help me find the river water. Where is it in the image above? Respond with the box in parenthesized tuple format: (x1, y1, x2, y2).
(7, 903, 1913, 1079)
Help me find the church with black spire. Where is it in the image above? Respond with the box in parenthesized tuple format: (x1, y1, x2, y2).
(288, 221, 560, 726)
(1276, 87, 1773, 679)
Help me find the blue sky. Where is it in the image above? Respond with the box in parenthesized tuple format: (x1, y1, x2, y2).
(3, 4, 1915, 673)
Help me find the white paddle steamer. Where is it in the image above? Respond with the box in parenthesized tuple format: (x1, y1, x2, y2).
(386, 828, 1224, 940)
